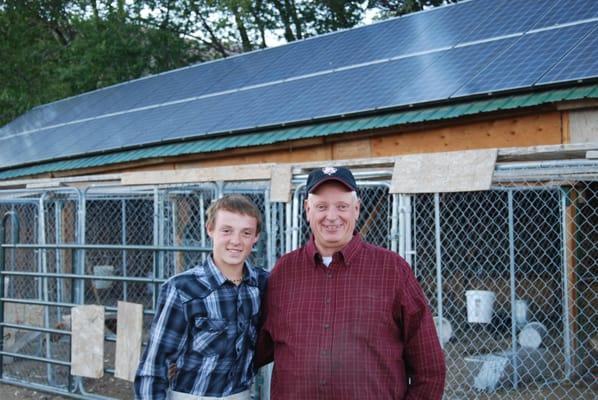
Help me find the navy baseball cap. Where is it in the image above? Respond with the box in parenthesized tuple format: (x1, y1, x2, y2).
(306, 166, 357, 194)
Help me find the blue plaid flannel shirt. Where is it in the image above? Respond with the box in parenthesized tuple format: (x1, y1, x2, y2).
(134, 256, 268, 400)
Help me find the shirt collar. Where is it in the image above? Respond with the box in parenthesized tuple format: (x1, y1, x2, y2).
(306, 231, 363, 268)
(201, 255, 259, 291)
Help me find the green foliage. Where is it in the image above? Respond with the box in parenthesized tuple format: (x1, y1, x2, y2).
(367, 0, 460, 17)
(0, 0, 460, 127)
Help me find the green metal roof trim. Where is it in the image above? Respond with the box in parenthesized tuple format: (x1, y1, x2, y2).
(2, 85, 597, 181)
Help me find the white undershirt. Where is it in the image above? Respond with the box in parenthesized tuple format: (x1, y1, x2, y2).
(322, 256, 333, 267)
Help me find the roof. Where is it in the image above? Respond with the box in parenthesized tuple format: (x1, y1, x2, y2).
(1, 84, 596, 181)
(1, 0, 597, 172)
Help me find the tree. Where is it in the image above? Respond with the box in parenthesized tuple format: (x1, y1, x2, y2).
(367, 0, 460, 17)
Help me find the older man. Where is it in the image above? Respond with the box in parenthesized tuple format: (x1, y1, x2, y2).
(257, 166, 445, 399)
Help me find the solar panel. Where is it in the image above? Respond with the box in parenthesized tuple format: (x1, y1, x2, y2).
(460, 0, 555, 43)
(533, 0, 598, 29)
(537, 23, 598, 84)
(455, 22, 595, 97)
(395, 38, 516, 105)
(2, 0, 598, 170)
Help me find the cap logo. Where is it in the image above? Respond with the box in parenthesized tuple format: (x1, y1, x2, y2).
(322, 167, 337, 175)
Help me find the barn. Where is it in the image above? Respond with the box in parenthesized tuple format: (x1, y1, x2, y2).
(0, 0, 596, 398)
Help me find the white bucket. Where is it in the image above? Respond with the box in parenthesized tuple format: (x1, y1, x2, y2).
(93, 265, 114, 289)
(433, 316, 453, 345)
(513, 299, 528, 327)
(466, 290, 496, 323)
(518, 322, 547, 349)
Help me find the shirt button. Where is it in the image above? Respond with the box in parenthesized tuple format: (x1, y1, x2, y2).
(325, 297, 331, 304)
(320, 380, 327, 385)
(326, 273, 332, 279)
(324, 323, 330, 330)
(321, 350, 329, 356)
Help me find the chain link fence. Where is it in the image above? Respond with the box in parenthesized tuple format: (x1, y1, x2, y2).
(412, 182, 596, 399)
(0, 165, 596, 399)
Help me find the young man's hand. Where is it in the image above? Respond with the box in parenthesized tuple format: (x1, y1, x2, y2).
(168, 363, 177, 381)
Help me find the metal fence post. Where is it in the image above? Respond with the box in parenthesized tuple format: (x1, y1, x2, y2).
(507, 190, 520, 388)
(560, 188, 573, 379)
(0, 211, 20, 379)
(434, 193, 444, 348)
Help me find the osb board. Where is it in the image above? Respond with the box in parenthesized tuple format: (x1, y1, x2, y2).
(71, 305, 105, 378)
(569, 109, 598, 143)
(270, 165, 293, 203)
(372, 112, 562, 157)
(390, 149, 497, 193)
(115, 301, 143, 382)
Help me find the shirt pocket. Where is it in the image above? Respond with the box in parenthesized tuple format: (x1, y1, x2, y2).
(191, 316, 230, 356)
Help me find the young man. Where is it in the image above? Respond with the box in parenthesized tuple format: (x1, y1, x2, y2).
(257, 166, 446, 399)
(135, 194, 268, 400)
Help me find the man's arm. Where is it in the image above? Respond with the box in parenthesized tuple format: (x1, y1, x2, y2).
(254, 287, 274, 368)
(134, 282, 188, 400)
(394, 261, 446, 400)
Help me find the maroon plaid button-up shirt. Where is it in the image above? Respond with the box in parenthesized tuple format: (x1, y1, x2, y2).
(257, 233, 445, 400)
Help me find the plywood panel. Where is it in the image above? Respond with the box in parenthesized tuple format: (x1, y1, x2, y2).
(390, 149, 497, 193)
(270, 165, 293, 203)
(71, 305, 105, 378)
(372, 113, 562, 157)
(569, 109, 598, 143)
(115, 301, 143, 382)
(332, 139, 372, 160)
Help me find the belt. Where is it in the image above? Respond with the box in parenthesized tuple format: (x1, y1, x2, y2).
(168, 389, 250, 400)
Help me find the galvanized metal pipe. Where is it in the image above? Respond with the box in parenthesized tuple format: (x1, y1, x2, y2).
(508, 190, 520, 388)
(403, 195, 414, 267)
(433, 193, 444, 348)
(0, 322, 70, 336)
(264, 190, 274, 269)
(38, 193, 55, 384)
(0, 211, 20, 378)
(1, 270, 167, 283)
(285, 202, 292, 253)
(121, 199, 128, 300)
(199, 191, 207, 263)
(560, 188, 573, 378)
(1, 243, 212, 252)
(395, 194, 402, 255)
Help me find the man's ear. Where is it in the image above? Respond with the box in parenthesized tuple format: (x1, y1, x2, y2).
(253, 233, 260, 246)
(303, 198, 310, 221)
(206, 224, 214, 238)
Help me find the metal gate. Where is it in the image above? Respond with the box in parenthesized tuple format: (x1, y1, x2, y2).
(0, 165, 596, 399)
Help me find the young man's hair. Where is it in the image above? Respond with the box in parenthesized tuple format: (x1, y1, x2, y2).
(206, 194, 263, 234)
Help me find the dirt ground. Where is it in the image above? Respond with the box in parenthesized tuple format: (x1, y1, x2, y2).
(0, 377, 133, 399)
(0, 383, 70, 399)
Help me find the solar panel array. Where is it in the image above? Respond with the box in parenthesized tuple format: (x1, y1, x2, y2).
(2, 0, 597, 169)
